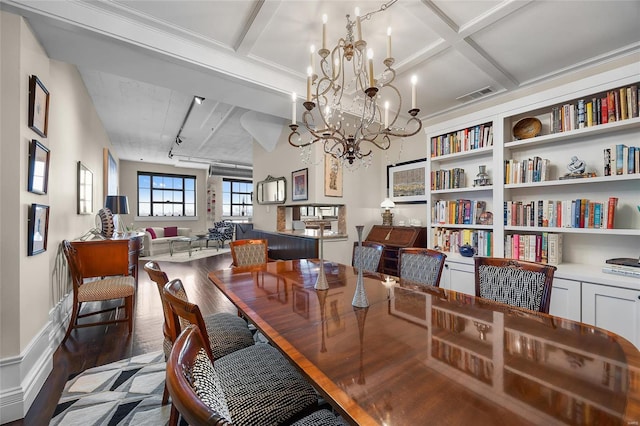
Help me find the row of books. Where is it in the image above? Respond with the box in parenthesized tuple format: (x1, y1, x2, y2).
(430, 122, 493, 158)
(504, 233, 562, 265)
(431, 199, 487, 225)
(433, 228, 493, 257)
(550, 83, 639, 133)
(431, 339, 493, 385)
(603, 144, 640, 176)
(503, 198, 618, 229)
(431, 168, 466, 190)
(504, 157, 550, 184)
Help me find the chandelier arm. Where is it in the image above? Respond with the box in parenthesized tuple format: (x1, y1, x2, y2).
(385, 116, 423, 138)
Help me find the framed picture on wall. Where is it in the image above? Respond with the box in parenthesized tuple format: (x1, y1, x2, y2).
(387, 158, 428, 203)
(77, 161, 94, 214)
(292, 168, 308, 201)
(324, 153, 343, 197)
(28, 139, 50, 195)
(28, 203, 49, 256)
(103, 148, 118, 199)
(28, 75, 50, 138)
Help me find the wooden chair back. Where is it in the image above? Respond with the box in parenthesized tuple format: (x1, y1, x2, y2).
(398, 248, 447, 286)
(229, 239, 268, 267)
(143, 261, 173, 353)
(352, 241, 385, 273)
(474, 257, 556, 313)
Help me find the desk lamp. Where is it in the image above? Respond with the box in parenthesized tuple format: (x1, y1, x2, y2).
(380, 198, 395, 226)
(105, 195, 129, 235)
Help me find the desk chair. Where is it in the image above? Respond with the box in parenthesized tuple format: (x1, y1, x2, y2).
(61, 240, 135, 343)
(398, 248, 447, 287)
(474, 257, 556, 313)
(352, 241, 385, 273)
(229, 239, 268, 267)
(164, 284, 321, 425)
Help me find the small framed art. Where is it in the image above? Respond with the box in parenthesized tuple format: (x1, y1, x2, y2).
(292, 168, 308, 201)
(387, 158, 428, 203)
(28, 203, 50, 256)
(77, 161, 94, 214)
(28, 75, 50, 138)
(324, 154, 343, 197)
(28, 139, 50, 195)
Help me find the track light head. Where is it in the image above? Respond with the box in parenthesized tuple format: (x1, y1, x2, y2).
(175, 136, 183, 145)
(168, 149, 173, 159)
(194, 96, 204, 105)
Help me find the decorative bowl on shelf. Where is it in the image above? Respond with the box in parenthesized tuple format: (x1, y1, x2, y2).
(458, 244, 476, 257)
(513, 117, 542, 139)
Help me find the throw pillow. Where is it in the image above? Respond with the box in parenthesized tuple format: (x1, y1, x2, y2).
(146, 227, 157, 239)
(164, 226, 178, 237)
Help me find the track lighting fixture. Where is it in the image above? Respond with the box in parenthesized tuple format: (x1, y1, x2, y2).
(173, 95, 205, 150)
(168, 148, 173, 159)
(175, 136, 183, 145)
(194, 96, 205, 105)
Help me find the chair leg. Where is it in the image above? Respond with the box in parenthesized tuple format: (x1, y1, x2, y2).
(162, 383, 170, 405)
(169, 403, 179, 426)
(62, 301, 80, 343)
(125, 295, 134, 333)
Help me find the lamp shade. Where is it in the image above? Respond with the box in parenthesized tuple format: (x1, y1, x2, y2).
(105, 195, 129, 215)
(380, 198, 395, 209)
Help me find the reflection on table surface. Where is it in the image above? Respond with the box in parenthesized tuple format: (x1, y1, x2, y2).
(209, 259, 640, 426)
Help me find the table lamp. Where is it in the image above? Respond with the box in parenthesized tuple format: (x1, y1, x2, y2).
(380, 198, 395, 226)
(105, 195, 129, 235)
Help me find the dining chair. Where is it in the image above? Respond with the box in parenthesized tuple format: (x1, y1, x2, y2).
(167, 324, 346, 426)
(352, 241, 385, 273)
(60, 240, 135, 343)
(398, 247, 447, 287)
(474, 257, 556, 313)
(143, 262, 255, 419)
(229, 238, 268, 267)
(163, 283, 321, 425)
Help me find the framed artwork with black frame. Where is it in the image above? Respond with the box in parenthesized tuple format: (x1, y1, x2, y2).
(28, 75, 50, 138)
(77, 161, 94, 214)
(387, 158, 428, 203)
(28, 203, 50, 256)
(28, 139, 50, 195)
(292, 168, 308, 201)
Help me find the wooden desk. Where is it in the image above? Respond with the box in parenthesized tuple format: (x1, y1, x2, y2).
(209, 260, 640, 425)
(71, 234, 143, 283)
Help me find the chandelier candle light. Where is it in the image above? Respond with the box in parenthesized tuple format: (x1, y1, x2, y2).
(289, 0, 422, 167)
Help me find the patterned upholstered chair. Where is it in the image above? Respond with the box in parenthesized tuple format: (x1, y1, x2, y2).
(164, 286, 322, 425)
(208, 221, 235, 250)
(229, 239, 268, 267)
(352, 241, 385, 273)
(474, 257, 556, 313)
(398, 248, 447, 287)
(61, 240, 135, 343)
(167, 325, 347, 426)
(143, 262, 255, 421)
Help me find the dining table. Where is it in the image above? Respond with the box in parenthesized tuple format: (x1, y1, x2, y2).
(208, 259, 640, 426)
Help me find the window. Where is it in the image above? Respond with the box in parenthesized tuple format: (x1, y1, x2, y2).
(222, 178, 253, 217)
(137, 172, 196, 217)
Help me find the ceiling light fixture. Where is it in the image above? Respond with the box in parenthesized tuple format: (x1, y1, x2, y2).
(194, 96, 205, 105)
(172, 95, 205, 152)
(288, 0, 422, 168)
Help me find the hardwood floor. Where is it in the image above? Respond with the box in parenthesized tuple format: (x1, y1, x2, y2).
(9, 253, 236, 426)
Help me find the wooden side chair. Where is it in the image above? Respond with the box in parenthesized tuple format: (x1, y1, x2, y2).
(167, 324, 347, 426)
(229, 239, 268, 267)
(474, 257, 556, 313)
(163, 283, 321, 425)
(352, 241, 385, 273)
(60, 240, 135, 343)
(398, 248, 447, 287)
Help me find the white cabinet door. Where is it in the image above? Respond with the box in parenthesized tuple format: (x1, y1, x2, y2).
(442, 261, 475, 295)
(548, 278, 581, 321)
(582, 282, 640, 350)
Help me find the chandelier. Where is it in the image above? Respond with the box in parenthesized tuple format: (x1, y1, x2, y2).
(288, 0, 422, 166)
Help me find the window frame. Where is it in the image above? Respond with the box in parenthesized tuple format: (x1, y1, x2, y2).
(137, 171, 197, 217)
(222, 178, 253, 218)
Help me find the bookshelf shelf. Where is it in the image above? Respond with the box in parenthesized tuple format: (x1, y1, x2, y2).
(504, 226, 640, 236)
(430, 146, 494, 162)
(505, 173, 639, 189)
(432, 186, 492, 194)
(432, 223, 494, 230)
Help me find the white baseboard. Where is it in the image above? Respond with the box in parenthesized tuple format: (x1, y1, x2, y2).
(0, 294, 70, 423)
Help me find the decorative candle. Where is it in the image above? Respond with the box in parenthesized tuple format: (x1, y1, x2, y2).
(291, 92, 297, 124)
(411, 75, 417, 109)
(384, 101, 389, 128)
(367, 49, 374, 88)
(355, 8, 362, 41)
(322, 14, 327, 50)
(310, 45, 315, 74)
(307, 67, 313, 101)
(387, 27, 392, 59)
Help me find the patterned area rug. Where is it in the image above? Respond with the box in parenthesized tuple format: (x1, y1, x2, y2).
(141, 246, 230, 263)
(50, 352, 170, 426)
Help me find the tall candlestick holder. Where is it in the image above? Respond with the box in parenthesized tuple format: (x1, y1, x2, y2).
(314, 223, 329, 290)
(352, 225, 369, 308)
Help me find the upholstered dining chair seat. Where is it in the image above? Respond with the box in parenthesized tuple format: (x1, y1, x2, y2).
(201, 312, 255, 360)
(290, 409, 347, 426)
(77, 276, 135, 302)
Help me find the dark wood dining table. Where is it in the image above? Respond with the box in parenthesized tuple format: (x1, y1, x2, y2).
(208, 259, 640, 426)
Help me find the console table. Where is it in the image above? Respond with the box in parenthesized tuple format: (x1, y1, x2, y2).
(365, 225, 427, 276)
(71, 233, 143, 284)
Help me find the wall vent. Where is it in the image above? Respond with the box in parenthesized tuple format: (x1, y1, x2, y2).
(456, 86, 494, 103)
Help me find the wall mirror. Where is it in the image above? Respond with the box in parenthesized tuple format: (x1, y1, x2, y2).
(256, 175, 286, 204)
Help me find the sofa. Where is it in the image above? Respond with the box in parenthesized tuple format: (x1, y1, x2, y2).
(141, 226, 192, 256)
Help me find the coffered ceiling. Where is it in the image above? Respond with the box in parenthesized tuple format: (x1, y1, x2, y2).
(3, 0, 639, 171)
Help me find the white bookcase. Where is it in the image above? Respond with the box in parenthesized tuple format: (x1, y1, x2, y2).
(425, 64, 640, 348)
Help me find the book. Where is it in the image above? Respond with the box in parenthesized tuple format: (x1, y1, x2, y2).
(547, 233, 563, 265)
(616, 144, 627, 175)
(602, 266, 640, 279)
(607, 197, 618, 229)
